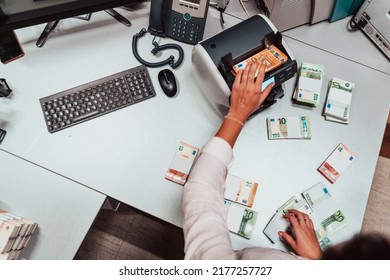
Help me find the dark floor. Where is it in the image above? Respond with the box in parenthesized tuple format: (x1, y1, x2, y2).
(380, 122, 390, 158)
(75, 121, 390, 260)
(74, 202, 185, 260)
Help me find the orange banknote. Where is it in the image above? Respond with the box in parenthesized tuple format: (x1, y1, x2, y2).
(232, 44, 288, 74)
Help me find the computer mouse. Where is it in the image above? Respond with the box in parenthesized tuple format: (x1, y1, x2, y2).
(158, 69, 177, 98)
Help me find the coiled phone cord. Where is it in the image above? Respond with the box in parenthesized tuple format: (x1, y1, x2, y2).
(132, 28, 184, 69)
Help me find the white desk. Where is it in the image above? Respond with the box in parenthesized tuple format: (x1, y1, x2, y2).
(225, 0, 390, 75)
(0, 150, 106, 259)
(283, 17, 390, 76)
(1, 3, 389, 256)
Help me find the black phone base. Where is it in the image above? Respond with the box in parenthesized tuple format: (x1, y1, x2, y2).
(36, 9, 131, 48)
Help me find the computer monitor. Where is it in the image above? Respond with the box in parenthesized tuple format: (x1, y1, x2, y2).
(0, 0, 141, 32)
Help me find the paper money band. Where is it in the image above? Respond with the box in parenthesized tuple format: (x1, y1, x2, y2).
(225, 115, 244, 127)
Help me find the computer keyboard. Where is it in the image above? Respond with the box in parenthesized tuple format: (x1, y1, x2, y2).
(39, 65, 156, 133)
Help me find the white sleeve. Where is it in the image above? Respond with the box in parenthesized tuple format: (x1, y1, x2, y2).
(182, 137, 236, 260)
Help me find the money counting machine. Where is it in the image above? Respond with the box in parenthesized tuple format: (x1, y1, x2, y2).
(192, 14, 297, 118)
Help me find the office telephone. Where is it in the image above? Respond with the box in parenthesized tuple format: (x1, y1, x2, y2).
(149, 0, 210, 44)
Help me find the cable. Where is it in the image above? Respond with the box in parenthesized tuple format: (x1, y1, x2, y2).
(220, 10, 226, 30)
(347, 14, 364, 32)
(255, 0, 268, 15)
(239, 0, 250, 18)
(209, 2, 227, 30)
(132, 28, 184, 69)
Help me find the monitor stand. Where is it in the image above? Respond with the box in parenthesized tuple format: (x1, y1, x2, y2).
(36, 9, 132, 48)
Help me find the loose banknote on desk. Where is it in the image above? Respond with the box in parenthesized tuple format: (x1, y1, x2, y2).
(324, 77, 355, 124)
(224, 174, 259, 208)
(318, 143, 356, 184)
(302, 182, 347, 236)
(266, 116, 311, 139)
(293, 62, 324, 107)
(232, 44, 288, 75)
(165, 142, 199, 185)
(263, 197, 301, 243)
(224, 200, 258, 239)
(263, 182, 346, 251)
(263, 196, 316, 245)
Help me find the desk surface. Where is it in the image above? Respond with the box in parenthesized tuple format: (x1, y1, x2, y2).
(283, 17, 390, 76)
(1, 3, 389, 255)
(225, 0, 390, 76)
(0, 150, 105, 259)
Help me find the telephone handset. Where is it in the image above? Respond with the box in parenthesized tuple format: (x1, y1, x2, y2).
(149, 0, 169, 36)
(149, 0, 210, 45)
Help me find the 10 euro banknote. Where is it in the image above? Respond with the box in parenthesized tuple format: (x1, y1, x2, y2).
(267, 116, 311, 139)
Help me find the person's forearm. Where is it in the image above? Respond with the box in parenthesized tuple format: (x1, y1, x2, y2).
(183, 138, 236, 259)
(215, 115, 245, 148)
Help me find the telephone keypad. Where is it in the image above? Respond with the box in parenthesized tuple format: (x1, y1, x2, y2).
(171, 17, 200, 43)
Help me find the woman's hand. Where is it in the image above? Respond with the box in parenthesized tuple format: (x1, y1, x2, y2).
(279, 209, 323, 260)
(228, 62, 274, 123)
(216, 61, 274, 148)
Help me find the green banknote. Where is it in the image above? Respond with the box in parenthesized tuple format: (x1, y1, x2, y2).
(324, 77, 354, 122)
(225, 200, 258, 239)
(302, 182, 347, 236)
(238, 209, 258, 239)
(320, 210, 347, 235)
(294, 62, 324, 106)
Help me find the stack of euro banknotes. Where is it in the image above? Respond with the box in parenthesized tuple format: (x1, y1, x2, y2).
(292, 62, 355, 124)
(293, 62, 324, 107)
(267, 116, 311, 139)
(323, 77, 355, 124)
(165, 144, 260, 240)
(224, 174, 260, 239)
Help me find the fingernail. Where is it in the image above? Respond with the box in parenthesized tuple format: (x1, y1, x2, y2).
(278, 232, 283, 236)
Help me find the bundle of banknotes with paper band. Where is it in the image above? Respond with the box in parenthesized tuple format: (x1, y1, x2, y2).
(323, 77, 355, 124)
(232, 45, 288, 75)
(318, 143, 356, 184)
(263, 182, 346, 251)
(224, 174, 259, 208)
(267, 116, 311, 139)
(293, 62, 324, 107)
(165, 142, 199, 185)
(302, 182, 347, 236)
(225, 200, 258, 239)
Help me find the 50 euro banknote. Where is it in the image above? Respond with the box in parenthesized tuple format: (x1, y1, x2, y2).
(165, 142, 199, 185)
(232, 44, 288, 75)
(224, 174, 259, 208)
(318, 143, 356, 184)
